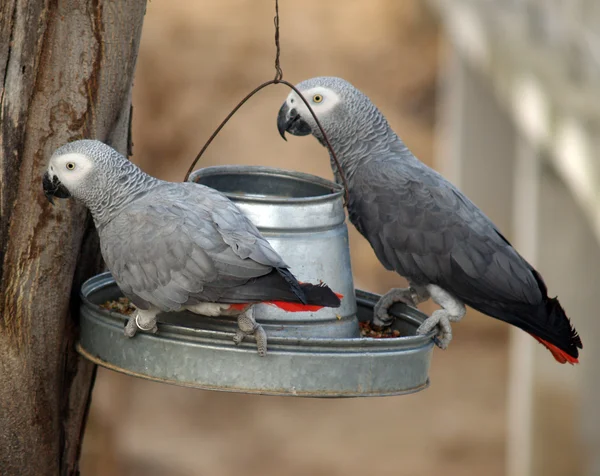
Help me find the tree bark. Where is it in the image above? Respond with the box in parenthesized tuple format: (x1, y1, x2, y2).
(0, 1, 146, 474)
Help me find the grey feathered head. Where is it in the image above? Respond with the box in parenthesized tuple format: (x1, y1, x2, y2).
(43, 139, 153, 225)
(277, 77, 389, 146)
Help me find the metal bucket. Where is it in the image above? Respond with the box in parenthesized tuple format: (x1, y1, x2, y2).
(78, 273, 434, 396)
(189, 166, 358, 339)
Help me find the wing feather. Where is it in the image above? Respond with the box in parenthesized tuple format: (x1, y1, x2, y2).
(349, 156, 542, 308)
(100, 183, 290, 311)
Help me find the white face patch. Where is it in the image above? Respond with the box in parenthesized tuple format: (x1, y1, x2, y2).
(285, 86, 341, 120)
(48, 152, 94, 190)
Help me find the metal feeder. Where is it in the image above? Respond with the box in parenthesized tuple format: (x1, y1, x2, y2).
(191, 165, 357, 339)
(77, 166, 435, 396)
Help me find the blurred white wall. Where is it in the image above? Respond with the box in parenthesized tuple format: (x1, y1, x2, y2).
(429, 1, 600, 475)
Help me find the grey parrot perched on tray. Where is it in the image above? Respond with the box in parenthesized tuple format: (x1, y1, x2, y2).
(43, 140, 341, 356)
(277, 76, 581, 364)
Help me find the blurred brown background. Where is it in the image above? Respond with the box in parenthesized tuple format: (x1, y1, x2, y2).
(81, 1, 510, 474)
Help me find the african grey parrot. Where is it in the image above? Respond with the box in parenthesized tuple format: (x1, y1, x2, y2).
(43, 139, 341, 356)
(277, 76, 581, 364)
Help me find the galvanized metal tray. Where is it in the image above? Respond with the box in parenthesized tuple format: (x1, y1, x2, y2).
(78, 272, 435, 397)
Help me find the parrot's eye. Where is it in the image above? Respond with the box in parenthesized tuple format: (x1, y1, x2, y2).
(313, 94, 323, 103)
(66, 162, 76, 170)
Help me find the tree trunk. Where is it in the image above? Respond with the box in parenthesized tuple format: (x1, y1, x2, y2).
(0, 1, 146, 474)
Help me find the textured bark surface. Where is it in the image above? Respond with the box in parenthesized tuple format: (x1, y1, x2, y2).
(0, 1, 146, 474)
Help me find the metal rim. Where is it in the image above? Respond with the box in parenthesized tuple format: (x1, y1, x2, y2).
(76, 343, 430, 398)
(188, 165, 345, 205)
(80, 272, 436, 349)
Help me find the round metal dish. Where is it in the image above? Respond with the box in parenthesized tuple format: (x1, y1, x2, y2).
(78, 272, 435, 397)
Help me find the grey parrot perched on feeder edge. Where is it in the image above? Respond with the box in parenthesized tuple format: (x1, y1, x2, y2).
(277, 76, 581, 364)
(43, 140, 341, 356)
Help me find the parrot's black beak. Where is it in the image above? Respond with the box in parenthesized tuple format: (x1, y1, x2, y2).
(277, 103, 291, 141)
(42, 172, 71, 204)
(277, 102, 312, 141)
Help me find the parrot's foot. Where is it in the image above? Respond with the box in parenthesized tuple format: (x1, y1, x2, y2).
(124, 309, 159, 338)
(416, 309, 455, 348)
(233, 307, 268, 356)
(417, 285, 466, 349)
(124, 317, 138, 337)
(373, 286, 428, 327)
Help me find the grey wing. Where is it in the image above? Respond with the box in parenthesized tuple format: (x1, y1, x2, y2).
(349, 156, 543, 308)
(100, 186, 281, 311)
(191, 184, 289, 269)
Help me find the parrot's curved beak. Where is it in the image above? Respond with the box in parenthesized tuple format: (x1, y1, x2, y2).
(43, 171, 71, 204)
(277, 102, 312, 141)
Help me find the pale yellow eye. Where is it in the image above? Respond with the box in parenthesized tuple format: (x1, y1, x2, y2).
(313, 94, 323, 103)
(66, 162, 76, 170)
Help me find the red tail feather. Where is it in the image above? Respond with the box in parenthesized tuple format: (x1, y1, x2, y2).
(529, 333, 579, 365)
(267, 293, 344, 313)
(267, 301, 328, 312)
(229, 293, 344, 314)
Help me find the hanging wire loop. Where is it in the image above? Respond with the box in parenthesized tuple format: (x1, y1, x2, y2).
(184, 0, 349, 206)
(183, 80, 349, 206)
